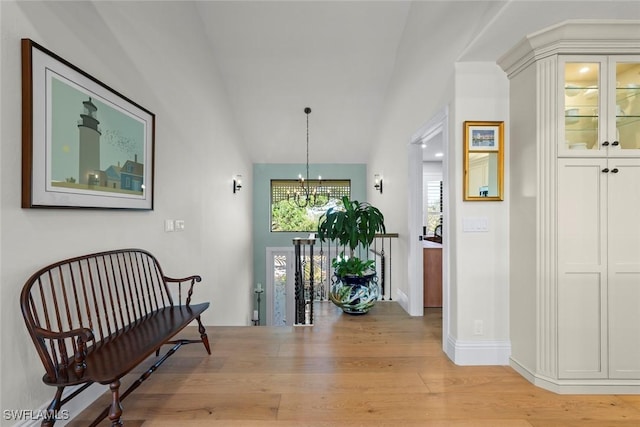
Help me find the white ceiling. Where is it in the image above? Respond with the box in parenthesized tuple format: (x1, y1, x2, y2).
(194, 1, 640, 164)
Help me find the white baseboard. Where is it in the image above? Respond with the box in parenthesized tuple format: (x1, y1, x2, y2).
(395, 289, 409, 312)
(446, 335, 511, 365)
(510, 357, 640, 394)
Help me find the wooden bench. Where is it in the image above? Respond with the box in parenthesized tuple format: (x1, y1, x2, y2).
(20, 248, 211, 426)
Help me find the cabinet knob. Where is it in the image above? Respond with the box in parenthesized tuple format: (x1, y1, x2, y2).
(611, 141, 620, 146)
(602, 168, 610, 173)
(611, 168, 619, 174)
(602, 141, 610, 146)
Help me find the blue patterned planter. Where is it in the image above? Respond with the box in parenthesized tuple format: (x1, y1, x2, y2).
(329, 272, 380, 314)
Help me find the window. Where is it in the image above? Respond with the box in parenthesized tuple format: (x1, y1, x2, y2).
(425, 180, 443, 235)
(270, 179, 351, 232)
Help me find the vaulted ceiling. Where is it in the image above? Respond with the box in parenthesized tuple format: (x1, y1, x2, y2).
(194, 1, 640, 163)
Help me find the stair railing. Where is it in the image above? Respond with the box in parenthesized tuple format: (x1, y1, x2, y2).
(292, 233, 398, 325)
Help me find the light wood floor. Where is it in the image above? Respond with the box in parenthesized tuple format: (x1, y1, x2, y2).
(69, 302, 640, 426)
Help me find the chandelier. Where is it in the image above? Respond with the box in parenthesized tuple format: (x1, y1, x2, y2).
(288, 107, 329, 208)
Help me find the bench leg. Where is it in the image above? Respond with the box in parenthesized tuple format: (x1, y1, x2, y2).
(197, 315, 211, 354)
(41, 387, 64, 427)
(108, 380, 123, 426)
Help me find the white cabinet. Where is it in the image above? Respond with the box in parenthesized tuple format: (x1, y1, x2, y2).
(558, 53, 640, 380)
(499, 21, 640, 392)
(557, 158, 640, 379)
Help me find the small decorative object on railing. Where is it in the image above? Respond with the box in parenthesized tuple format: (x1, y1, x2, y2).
(253, 283, 264, 326)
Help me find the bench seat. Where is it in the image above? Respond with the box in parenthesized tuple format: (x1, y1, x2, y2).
(45, 303, 209, 387)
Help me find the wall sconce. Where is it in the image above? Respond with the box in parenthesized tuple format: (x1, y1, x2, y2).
(233, 175, 242, 193)
(374, 174, 383, 194)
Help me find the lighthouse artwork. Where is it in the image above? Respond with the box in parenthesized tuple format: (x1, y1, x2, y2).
(23, 38, 155, 209)
(51, 78, 145, 196)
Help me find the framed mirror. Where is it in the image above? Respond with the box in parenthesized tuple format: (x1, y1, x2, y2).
(463, 121, 504, 201)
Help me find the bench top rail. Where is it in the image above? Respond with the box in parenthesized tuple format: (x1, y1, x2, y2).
(20, 249, 189, 384)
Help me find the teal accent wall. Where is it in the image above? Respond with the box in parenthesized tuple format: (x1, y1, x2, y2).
(252, 163, 367, 324)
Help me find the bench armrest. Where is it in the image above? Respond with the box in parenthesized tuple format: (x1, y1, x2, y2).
(33, 326, 94, 378)
(33, 325, 94, 342)
(164, 275, 202, 306)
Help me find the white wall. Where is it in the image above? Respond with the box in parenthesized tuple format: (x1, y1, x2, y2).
(366, 1, 509, 346)
(368, 8, 511, 362)
(367, 1, 498, 310)
(0, 1, 252, 423)
(450, 62, 510, 364)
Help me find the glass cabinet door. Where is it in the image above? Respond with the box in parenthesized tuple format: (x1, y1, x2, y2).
(562, 60, 603, 153)
(562, 56, 640, 156)
(612, 59, 640, 151)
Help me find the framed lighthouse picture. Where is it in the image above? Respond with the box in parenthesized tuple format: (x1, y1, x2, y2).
(21, 39, 155, 209)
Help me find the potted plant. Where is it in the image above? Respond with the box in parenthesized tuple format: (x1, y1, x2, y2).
(317, 196, 386, 314)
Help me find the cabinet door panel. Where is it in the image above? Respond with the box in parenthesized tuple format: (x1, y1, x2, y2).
(557, 159, 608, 378)
(609, 274, 640, 378)
(608, 159, 640, 378)
(557, 159, 607, 269)
(558, 273, 606, 378)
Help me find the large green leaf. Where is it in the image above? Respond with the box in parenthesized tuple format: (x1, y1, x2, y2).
(317, 196, 386, 254)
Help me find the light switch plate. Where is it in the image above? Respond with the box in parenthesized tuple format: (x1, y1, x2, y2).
(463, 216, 489, 232)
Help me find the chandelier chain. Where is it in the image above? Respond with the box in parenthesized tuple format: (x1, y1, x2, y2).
(287, 107, 327, 208)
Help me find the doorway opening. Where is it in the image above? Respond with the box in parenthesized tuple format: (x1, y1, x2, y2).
(408, 106, 449, 350)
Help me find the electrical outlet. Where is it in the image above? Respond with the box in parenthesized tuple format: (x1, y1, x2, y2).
(474, 320, 483, 335)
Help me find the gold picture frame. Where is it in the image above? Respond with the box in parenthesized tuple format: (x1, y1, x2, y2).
(463, 121, 504, 201)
